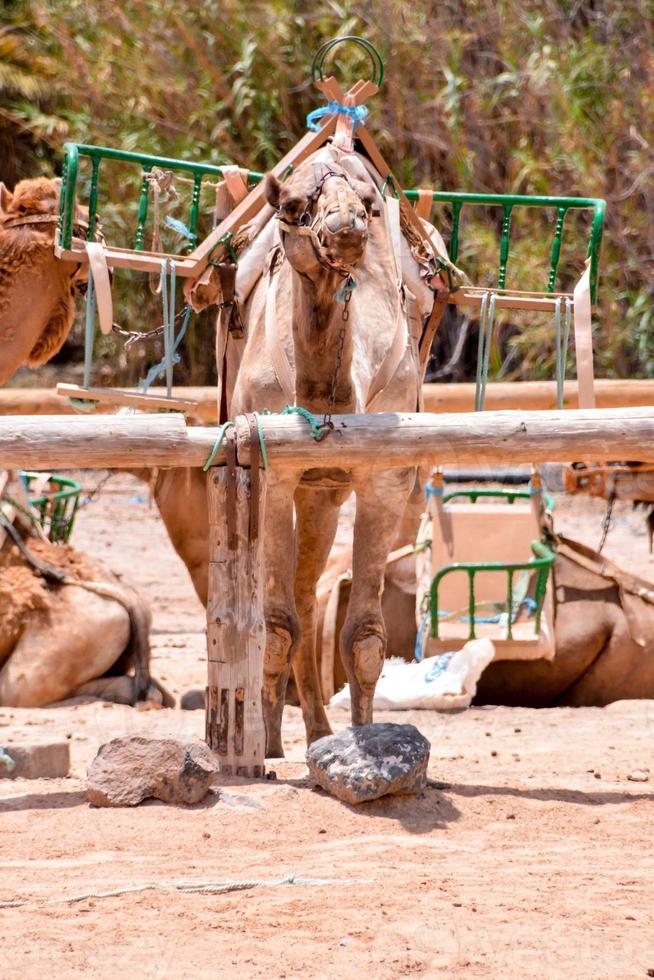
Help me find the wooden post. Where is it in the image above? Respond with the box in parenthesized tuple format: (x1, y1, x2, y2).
(205, 461, 266, 776)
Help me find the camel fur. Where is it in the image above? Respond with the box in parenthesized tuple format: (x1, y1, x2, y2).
(0, 177, 89, 384)
(0, 515, 164, 708)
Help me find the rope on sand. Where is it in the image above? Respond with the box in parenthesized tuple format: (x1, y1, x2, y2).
(0, 874, 373, 910)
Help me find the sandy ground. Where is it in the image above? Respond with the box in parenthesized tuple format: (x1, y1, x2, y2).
(1, 475, 653, 979)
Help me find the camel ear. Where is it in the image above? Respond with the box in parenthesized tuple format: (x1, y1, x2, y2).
(264, 173, 281, 209)
(0, 183, 13, 216)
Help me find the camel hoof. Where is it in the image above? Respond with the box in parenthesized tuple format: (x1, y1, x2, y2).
(265, 741, 285, 760)
(307, 724, 333, 745)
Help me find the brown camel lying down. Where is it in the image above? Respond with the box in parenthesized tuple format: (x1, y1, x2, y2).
(322, 533, 654, 708)
(0, 177, 89, 385)
(154, 468, 654, 709)
(0, 517, 168, 707)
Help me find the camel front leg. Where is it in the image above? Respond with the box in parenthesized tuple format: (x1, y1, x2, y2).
(341, 468, 415, 725)
(294, 486, 348, 745)
(262, 474, 301, 757)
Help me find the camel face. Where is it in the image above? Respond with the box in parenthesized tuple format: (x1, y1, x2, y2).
(264, 165, 374, 275)
(0, 176, 92, 384)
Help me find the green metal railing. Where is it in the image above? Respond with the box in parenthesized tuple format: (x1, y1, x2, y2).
(59, 143, 605, 302)
(428, 488, 555, 642)
(404, 190, 605, 303)
(58, 143, 264, 254)
(441, 487, 556, 512)
(19, 472, 82, 544)
(430, 539, 555, 642)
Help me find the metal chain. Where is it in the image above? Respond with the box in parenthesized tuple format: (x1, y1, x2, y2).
(597, 477, 618, 553)
(111, 308, 187, 350)
(319, 280, 352, 436)
(78, 472, 114, 510)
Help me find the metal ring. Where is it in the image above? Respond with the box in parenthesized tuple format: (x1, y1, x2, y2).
(311, 36, 384, 87)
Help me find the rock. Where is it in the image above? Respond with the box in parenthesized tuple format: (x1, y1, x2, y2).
(180, 689, 205, 711)
(627, 769, 650, 783)
(306, 723, 430, 805)
(0, 741, 70, 780)
(87, 736, 219, 807)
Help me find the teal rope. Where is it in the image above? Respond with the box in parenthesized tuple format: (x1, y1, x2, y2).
(281, 405, 324, 441)
(203, 421, 235, 472)
(252, 411, 269, 470)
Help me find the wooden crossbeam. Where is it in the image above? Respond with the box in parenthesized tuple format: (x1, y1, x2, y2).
(56, 383, 199, 413)
(5, 409, 654, 471)
(4, 380, 654, 419)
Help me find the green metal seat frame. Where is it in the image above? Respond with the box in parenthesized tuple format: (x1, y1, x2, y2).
(58, 143, 604, 303)
(428, 488, 556, 642)
(19, 471, 82, 544)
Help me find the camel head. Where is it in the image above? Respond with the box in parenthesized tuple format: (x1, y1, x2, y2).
(0, 177, 87, 238)
(0, 177, 93, 385)
(264, 162, 375, 278)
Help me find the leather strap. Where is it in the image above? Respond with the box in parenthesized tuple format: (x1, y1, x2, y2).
(264, 269, 295, 403)
(85, 241, 113, 336)
(244, 413, 260, 543)
(366, 302, 408, 411)
(221, 165, 249, 205)
(225, 433, 238, 552)
(414, 189, 433, 220)
(216, 261, 244, 338)
(418, 277, 449, 381)
(573, 261, 596, 409)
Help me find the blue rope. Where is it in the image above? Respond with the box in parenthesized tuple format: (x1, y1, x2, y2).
(306, 101, 369, 132)
(138, 304, 192, 394)
(203, 421, 236, 472)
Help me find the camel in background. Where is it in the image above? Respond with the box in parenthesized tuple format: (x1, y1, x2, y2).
(0, 177, 90, 385)
(0, 477, 167, 707)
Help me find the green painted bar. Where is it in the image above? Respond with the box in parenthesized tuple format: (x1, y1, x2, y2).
(450, 200, 462, 265)
(506, 569, 514, 640)
(498, 204, 513, 289)
(187, 173, 203, 251)
(59, 144, 79, 250)
(468, 569, 476, 640)
(87, 156, 101, 241)
(134, 167, 152, 251)
(547, 206, 567, 293)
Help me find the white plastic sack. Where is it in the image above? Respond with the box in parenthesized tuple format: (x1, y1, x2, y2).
(329, 637, 495, 712)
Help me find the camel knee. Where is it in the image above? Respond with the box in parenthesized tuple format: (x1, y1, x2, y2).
(353, 635, 385, 690)
(342, 622, 386, 693)
(264, 611, 299, 681)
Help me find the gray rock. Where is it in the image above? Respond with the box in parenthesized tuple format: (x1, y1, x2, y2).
(627, 769, 650, 783)
(306, 723, 430, 805)
(180, 688, 205, 711)
(87, 736, 219, 807)
(0, 741, 70, 780)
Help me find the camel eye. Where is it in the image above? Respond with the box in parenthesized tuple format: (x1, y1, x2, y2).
(280, 195, 306, 221)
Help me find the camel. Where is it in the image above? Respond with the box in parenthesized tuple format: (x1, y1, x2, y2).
(229, 146, 433, 755)
(0, 497, 165, 708)
(0, 177, 90, 385)
(318, 529, 654, 707)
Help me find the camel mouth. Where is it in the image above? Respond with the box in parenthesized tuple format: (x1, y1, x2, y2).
(321, 225, 369, 265)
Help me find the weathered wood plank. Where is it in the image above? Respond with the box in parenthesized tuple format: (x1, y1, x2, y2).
(6, 380, 654, 419)
(205, 465, 266, 776)
(5, 408, 654, 471)
(0, 415, 222, 469)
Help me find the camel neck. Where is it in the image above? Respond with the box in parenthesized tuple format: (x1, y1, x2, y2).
(290, 269, 356, 412)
